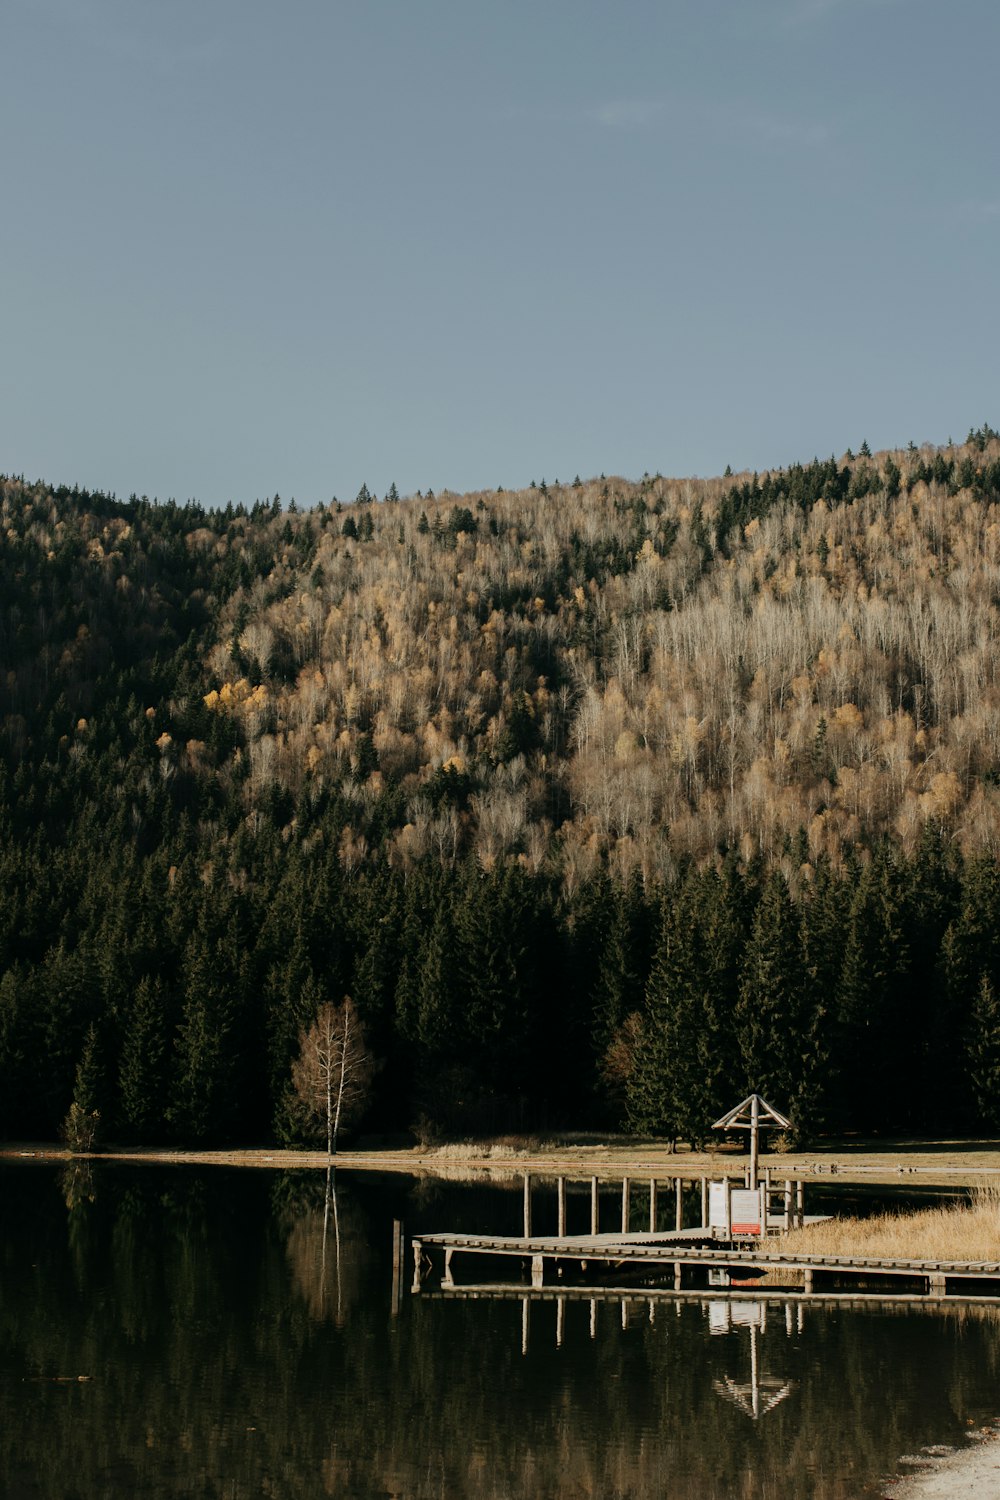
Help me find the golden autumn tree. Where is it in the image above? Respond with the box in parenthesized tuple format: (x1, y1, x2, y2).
(291, 996, 376, 1156)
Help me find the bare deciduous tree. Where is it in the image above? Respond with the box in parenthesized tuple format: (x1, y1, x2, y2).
(291, 996, 375, 1156)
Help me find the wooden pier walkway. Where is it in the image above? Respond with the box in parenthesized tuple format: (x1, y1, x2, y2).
(411, 1229, 1000, 1299)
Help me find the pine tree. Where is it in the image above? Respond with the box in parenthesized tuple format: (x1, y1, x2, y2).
(627, 881, 702, 1144)
(62, 1021, 103, 1152)
(965, 974, 1000, 1132)
(118, 975, 170, 1143)
(736, 872, 818, 1135)
(626, 869, 745, 1147)
(592, 871, 651, 1064)
(834, 854, 908, 1131)
(168, 930, 242, 1144)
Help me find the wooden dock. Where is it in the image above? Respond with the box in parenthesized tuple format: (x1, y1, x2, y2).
(410, 1230, 1000, 1299)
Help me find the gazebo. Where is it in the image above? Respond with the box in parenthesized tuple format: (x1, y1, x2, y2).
(711, 1093, 790, 1187)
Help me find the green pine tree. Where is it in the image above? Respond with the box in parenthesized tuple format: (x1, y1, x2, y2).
(965, 975, 1000, 1132)
(118, 975, 170, 1144)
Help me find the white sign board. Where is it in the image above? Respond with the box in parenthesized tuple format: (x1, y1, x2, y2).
(708, 1181, 730, 1232)
(730, 1188, 762, 1236)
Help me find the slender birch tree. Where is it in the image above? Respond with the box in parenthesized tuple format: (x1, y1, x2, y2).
(291, 996, 375, 1156)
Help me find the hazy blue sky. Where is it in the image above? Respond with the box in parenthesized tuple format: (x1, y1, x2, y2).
(2, 0, 997, 506)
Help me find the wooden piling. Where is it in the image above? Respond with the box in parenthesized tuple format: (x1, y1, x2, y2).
(701, 1177, 708, 1228)
(784, 1180, 793, 1231)
(556, 1297, 565, 1348)
(557, 1176, 567, 1238)
(391, 1219, 404, 1316)
(590, 1176, 599, 1236)
(621, 1177, 631, 1234)
(523, 1172, 532, 1238)
(796, 1179, 804, 1228)
(675, 1177, 683, 1231)
(749, 1093, 760, 1186)
(649, 1178, 658, 1233)
(531, 1254, 544, 1289)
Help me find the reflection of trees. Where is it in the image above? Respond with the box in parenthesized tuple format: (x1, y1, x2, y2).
(60, 1160, 96, 1213)
(4, 1164, 1000, 1500)
(284, 1168, 365, 1325)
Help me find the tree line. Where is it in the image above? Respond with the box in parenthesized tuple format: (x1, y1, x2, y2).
(2, 812, 999, 1146)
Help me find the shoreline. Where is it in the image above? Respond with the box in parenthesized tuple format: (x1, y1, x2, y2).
(3, 1139, 1000, 1186)
(885, 1425, 1000, 1497)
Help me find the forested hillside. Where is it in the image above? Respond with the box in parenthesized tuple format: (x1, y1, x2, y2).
(3, 427, 1000, 1146)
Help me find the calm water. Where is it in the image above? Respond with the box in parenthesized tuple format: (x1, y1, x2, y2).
(1, 1163, 998, 1500)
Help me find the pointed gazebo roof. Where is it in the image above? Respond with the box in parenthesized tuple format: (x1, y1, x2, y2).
(712, 1094, 791, 1186)
(711, 1094, 790, 1133)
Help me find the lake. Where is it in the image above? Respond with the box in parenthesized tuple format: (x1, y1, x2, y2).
(1, 1162, 997, 1498)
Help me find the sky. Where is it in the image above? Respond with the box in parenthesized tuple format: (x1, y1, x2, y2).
(1, 0, 998, 508)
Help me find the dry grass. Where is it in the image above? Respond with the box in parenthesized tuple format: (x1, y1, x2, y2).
(774, 1182, 1000, 1263)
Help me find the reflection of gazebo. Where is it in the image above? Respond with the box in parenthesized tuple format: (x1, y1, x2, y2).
(712, 1094, 790, 1186)
(709, 1302, 796, 1420)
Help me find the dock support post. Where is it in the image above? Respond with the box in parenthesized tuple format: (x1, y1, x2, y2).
(803, 1268, 813, 1296)
(556, 1297, 565, 1348)
(621, 1177, 631, 1234)
(443, 1247, 455, 1289)
(796, 1179, 804, 1228)
(411, 1240, 424, 1293)
(391, 1219, 404, 1316)
(675, 1177, 683, 1231)
(521, 1297, 530, 1355)
(531, 1254, 544, 1289)
(701, 1177, 708, 1227)
(523, 1172, 532, 1238)
(557, 1176, 567, 1238)
(929, 1273, 947, 1298)
(784, 1180, 792, 1231)
(674, 1260, 682, 1290)
(749, 1093, 760, 1187)
(649, 1178, 657, 1233)
(591, 1176, 599, 1236)
(590, 1299, 597, 1339)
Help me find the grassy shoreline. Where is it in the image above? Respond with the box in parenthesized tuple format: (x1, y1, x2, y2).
(775, 1182, 1000, 1263)
(4, 1134, 1000, 1188)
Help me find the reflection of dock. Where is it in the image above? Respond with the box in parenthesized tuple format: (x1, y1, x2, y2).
(411, 1233, 1000, 1300)
(418, 1284, 1000, 1309)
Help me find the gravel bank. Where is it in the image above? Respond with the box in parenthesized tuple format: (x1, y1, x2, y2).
(886, 1428, 1000, 1497)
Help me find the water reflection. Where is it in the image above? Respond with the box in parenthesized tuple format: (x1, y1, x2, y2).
(708, 1302, 796, 1420)
(1, 1163, 998, 1500)
(283, 1166, 360, 1324)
